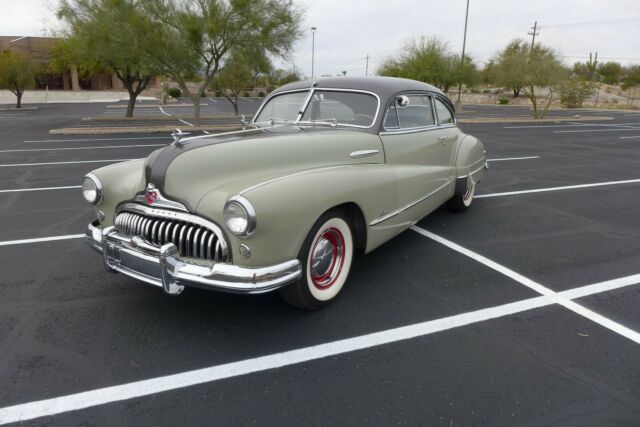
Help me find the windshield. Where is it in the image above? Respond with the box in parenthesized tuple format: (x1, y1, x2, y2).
(253, 89, 379, 128)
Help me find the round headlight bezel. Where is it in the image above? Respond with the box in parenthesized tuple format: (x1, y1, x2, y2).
(223, 195, 257, 237)
(82, 173, 103, 205)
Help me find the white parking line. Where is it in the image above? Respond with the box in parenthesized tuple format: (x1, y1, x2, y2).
(554, 127, 640, 133)
(620, 135, 640, 139)
(504, 122, 640, 130)
(208, 98, 218, 103)
(0, 271, 638, 424)
(0, 144, 165, 153)
(475, 178, 640, 199)
(486, 156, 540, 162)
(0, 234, 84, 247)
(158, 105, 172, 117)
(178, 119, 194, 127)
(0, 159, 136, 168)
(0, 186, 81, 194)
(411, 226, 640, 344)
(24, 137, 171, 143)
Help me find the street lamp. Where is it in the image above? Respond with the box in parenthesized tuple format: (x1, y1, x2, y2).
(311, 27, 317, 78)
(455, 0, 470, 112)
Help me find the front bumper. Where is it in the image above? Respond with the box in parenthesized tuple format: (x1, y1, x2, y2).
(85, 220, 301, 295)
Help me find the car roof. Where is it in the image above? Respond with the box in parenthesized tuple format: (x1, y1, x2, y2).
(274, 76, 448, 105)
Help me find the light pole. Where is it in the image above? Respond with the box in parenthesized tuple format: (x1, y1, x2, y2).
(455, 0, 470, 111)
(311, 27, 317, 78)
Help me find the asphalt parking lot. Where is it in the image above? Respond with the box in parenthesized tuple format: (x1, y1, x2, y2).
(0, 102, 639, 425)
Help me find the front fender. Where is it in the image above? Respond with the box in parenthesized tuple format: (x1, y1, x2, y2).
(91, 159, 146, 226)
(197, 164, 397, 267)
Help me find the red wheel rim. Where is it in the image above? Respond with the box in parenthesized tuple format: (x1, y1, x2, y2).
(309, 227, 345, 290)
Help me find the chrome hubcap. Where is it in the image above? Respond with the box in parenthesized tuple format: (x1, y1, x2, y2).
(310, 227, 345, 289)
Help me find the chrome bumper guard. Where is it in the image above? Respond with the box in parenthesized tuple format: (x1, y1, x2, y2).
(85, 220, 301, 295)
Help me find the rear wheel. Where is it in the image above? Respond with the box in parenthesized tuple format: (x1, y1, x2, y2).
(447, 175, 476, 212)
(280, 210, 354, 310)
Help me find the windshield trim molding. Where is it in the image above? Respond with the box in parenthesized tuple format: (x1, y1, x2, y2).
(252, 87, 381, 129)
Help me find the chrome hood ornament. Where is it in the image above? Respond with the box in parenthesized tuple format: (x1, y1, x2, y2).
(134, 183, 189, 212)
(171, 128, 191, 146)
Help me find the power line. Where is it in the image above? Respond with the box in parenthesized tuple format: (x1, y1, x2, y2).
(544, 16, 640, 28)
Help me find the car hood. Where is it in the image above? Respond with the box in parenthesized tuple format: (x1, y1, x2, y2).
(145, 125, 384, 210)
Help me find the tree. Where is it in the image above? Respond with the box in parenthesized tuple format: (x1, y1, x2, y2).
(622, 65, 640, 108)
(520, 44, 567, 118)
(377, 36, 477, 92)
(598, 62, 622, 85)
(211, 53, 254, 115)
(56, 0, 161, 117)
(493, 39, 529, 97)
(480, 60, 498, 85)
(0, 51, 35, 108)
(134, 0, 303, 125)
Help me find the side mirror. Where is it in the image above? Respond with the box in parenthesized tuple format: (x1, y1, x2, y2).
(396, 95, 410, 108)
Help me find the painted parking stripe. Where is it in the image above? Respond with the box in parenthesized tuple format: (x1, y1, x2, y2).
(0, 144, 165, 153)
(0, 234, 84, 247)
(503, 123, 624, 129)
(410, 226, 640, 344)
(1, 273, 639, 425)
(620, 135, 640, 139)
(0, 185, 81, 194)
(0, 159, 136, 168)
(24, 137, 171, 143)
(486, 156, 540, 162)
(554, 127, 640, 133)
(475, 178, 640, 199)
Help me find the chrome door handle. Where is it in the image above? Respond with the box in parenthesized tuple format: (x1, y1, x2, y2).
(350, 149, 379, 159)
(438, 136, 448, 145)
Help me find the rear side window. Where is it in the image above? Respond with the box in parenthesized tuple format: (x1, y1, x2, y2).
(435, 98, 455, 124)
(384, 94, 435, 130)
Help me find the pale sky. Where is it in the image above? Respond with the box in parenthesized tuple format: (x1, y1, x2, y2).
(2, 0, 639, 77)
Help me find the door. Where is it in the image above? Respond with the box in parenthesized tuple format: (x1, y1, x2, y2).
(379, 94, 455, 213)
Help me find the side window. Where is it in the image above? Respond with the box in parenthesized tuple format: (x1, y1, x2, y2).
(384, 94, 435, 130)
(383, 103, 399, 128)
(435, 99, 455, 124)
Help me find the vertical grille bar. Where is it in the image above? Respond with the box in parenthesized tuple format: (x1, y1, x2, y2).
(115, 211, 226, 262)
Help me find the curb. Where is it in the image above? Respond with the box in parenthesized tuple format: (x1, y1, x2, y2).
(49, 125, 242, 135)
(81, 114, 250, 122)
(0, 106, 39, 111)
(458, 116, 615, 124)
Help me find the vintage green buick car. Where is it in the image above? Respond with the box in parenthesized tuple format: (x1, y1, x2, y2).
(84, 77, 486, 309)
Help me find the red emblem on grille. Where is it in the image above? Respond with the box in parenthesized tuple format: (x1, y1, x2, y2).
(145, 189, 159, 204)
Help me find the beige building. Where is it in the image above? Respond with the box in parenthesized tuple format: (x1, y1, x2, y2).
(0, 35, 161, 91)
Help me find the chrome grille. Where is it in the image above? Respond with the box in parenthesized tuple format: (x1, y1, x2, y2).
(115, 210, 227, 262)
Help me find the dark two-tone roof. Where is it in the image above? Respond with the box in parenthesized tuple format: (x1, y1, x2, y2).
(274, 76, 448, 105)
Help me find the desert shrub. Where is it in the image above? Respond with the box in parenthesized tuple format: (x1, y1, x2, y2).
(243, 91, 250, 97)
(559, 78, 596, 108)
(167, 87, 181, 98)
(498, 97, 509, 104)
(215, 90, 222, 97)
(258, 91, 265, 97)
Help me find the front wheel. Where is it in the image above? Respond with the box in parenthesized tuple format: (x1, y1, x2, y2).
(280, 210, 354, 310)
(447, 175, 476, 212)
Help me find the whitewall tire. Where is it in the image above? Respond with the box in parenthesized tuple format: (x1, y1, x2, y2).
(280, 210, 354, 310)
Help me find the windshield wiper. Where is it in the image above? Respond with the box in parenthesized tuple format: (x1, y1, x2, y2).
(297, 118, 338, 127)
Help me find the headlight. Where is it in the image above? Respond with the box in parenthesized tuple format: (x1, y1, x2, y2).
(224, 195, 256, 236)
(82, 173, 103, 205)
